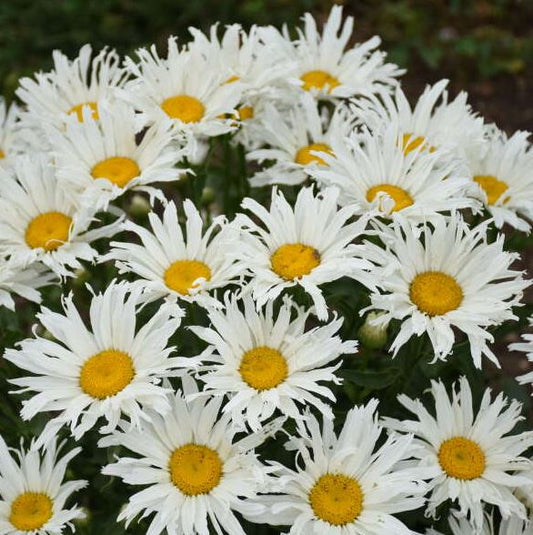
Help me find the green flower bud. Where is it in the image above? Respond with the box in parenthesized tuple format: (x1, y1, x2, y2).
(358, 311, 388, 349)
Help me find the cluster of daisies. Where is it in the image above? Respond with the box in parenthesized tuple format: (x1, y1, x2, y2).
(0, 6, 532, 535)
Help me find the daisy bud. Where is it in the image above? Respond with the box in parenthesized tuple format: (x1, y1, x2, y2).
(128, 193, 151, 217)
(358, 311, 388, 349)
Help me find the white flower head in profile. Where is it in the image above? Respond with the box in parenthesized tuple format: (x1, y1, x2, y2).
(467, 126, 533, 232)
(122, 36, 243, 140)
(247, 95, 353, 187)
(310, 121, 478, 219)
(16, 44, 127, 130)
(259, 5, 403, 100)
(352, 79, 486, 162)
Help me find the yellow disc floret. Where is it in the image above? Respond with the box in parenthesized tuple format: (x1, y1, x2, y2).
(224, 75, 240, 84)
(474, 174, 509, 205)
(79, 350, 135, 399)
(271, 243, 320, 280)
(164, 260, 212, 295)
(438, 437, 486, 480)
(161, 95, 205, 123)
(91, 156, 141, 188)
(366, 184, 414, 212)
(9, 492, 53, 531)
(402, 133, 435, 155)
(236, 105, 254, 121)
(309, 473, 364, 526)
(169, 444, 223, 496)
(0, 148, 5, 159)
(25, 212, 72, 251)
(300, 70, 340, 92)
(295, 143, 333, 166)
(239, 346, 288, 391)
(68, 101, 99, 122)
(410, 271, 463, 316)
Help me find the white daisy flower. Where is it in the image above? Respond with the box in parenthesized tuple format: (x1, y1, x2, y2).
(427, 511, 533, 535)
(509, 316, 533, 391)
(310, 121, 477, 218)
(249, 399, 427, 534)
(5, 281, 184, 446)
(352, 79, 486, 161)
(122, 36, 243, 140)
(0, 98, 23, 167)
(0, 256, 56, 311)
(259, 5, 403, 100)
(0, 434, 86, 534)
(235, 186, 375, 321)
(101, 378, 278, 535)
(363, 215, 528, 367)
(16, 44, 127, 129)
(0, 155, 121, 277)
(188, 23, 295, 101)
(384, 377, 533, 533)
(49, 100, 188, 210)
(247, 95, 352, 186)
(103, 199, 243, 309)
(467, 127, 533, 232)
(189, 294, 357, 430)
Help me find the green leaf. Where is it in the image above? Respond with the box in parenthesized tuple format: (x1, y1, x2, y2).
(339, 368, 400, 389)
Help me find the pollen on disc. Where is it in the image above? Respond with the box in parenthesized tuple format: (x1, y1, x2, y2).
(410, 271, 463, 316)
(239, 346, 288, 391)
(438, 437, 486, 480)
(9, 492, 53, 531)
(161, 95, 205, 123)
(271, 243, 321, 280)
(25, 212, 73, 251)
(309, 473, 364, 526)
(169, 444, 223, 495)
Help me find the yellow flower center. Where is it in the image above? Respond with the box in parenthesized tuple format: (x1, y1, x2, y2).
(300, 70, 340, 93)
(161, 95, 205, 123)
(473, 175, 509, 205)
(402, 133, 435, 155)
(236, 105, 254, 121)
(0, 148, 5, 159)
(295, 143, 333, 166)
(366, 184, 414, 212)
(68, 101, 99, 122)
(271, 243, 320, 280)
(410, 271, 463, 316)
(79, 350, 135, 399)
(10, 492, 53, 531)
(91, 156, 141, 188)
(438, 437, 486, 480)
(309, 473, 364, 526)
(239, 346, 288, 391)
(164, 260, 212, 296)
(25, 212, 72, 251)
(169, 444, 223, 496)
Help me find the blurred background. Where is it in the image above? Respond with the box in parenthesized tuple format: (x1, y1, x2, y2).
(0, 0, 531, 132)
